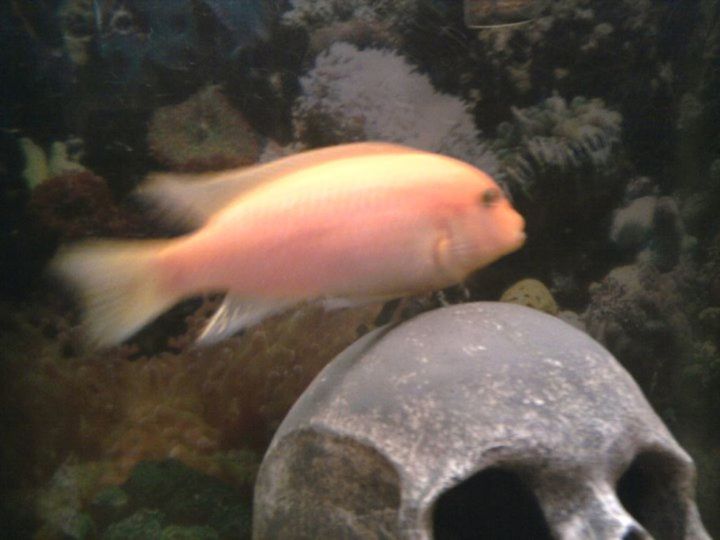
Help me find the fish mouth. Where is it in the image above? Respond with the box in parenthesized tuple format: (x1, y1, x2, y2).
(497, 230, 526, 258)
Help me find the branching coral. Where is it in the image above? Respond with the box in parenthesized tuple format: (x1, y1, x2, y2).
(582, 263, 695, 405)
(494, 95, 622, 189)
(484, 95, 625, 277)
(292, 42, 498, 174)
(476, 0, 669, 99)
(147, 86, 260, 172)
(398, 0, 676, 175)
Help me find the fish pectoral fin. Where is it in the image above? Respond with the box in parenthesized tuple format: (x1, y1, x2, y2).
(196, 295, 293, 346)
(433, 230, 468, 284)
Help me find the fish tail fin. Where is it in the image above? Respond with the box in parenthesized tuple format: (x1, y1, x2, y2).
(51, 239, 178, 348)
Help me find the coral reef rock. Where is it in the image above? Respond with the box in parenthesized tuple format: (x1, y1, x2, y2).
(610, 176, 695, 272)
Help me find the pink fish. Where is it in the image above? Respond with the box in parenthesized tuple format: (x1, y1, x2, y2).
(52, 142, 525, 347)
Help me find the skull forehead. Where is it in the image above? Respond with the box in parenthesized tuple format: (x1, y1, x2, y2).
(273, 303, 681, 492)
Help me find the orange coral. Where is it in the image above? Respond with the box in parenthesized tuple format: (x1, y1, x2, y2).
(1, 293, 383, 494)
(27, 172, 148, 241)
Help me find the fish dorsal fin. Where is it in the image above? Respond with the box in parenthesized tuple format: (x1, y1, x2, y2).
(137, 142, 421, 228)
(196, 294, 294, 346)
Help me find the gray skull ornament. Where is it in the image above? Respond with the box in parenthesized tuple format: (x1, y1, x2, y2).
(253, 302, 710, 539)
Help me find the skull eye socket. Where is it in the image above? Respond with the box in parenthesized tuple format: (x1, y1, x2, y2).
(616, 451, 692, 539)
(433, 467, 552, 539)
(478, 188, 502, 208)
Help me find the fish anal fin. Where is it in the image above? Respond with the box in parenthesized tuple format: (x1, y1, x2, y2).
(321, 294, 399, 312)
(196, 294, 293, 346)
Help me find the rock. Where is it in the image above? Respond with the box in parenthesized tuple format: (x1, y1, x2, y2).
(500, 278, 558, 314)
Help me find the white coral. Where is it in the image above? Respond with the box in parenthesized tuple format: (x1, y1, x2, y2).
(293, 43, 498, 174)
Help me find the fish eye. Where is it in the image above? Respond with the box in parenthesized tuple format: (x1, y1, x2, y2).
(478, 188, 502, 208)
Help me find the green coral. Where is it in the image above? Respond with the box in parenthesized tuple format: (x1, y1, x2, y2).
(36, 461, 110, 539)
(160, 525, 220, 540)
(102, 514, 222, 540)
(102, 509, 165, 540)
(20, 137, 87, 189)
(117, 460, 252, 539)
(31, 457, 254, 538)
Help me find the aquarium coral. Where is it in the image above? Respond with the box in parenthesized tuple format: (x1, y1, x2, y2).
(147, 86, 260, 172)
(58, 0, 268, 77)
(582, 263, 694, 402)
(282, 0, 416, 31)
(579, 228, 720, 527)
(57, 0, 96, 67)
(398, 0, 674, 174)
(2, 0, 720, 535)
(201, 0, 269, 56)
(0, 291, 383, 529)
(19, 137, 87, 189)
(59, 0, 203, 86)
(608, 174, 698, 272)
(27, 172, 147, 241)
(281, 0, 416, 51)
(487, 95, 625, 290)
(494, 94, 622, 189)
(37, 459, 253, 539)
(36, 461, 105, 539)
(293, 42, 498, 174)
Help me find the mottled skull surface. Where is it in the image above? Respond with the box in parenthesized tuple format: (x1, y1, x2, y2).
(254, 302, 709, 540)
